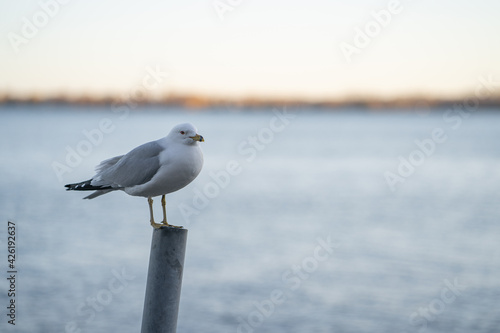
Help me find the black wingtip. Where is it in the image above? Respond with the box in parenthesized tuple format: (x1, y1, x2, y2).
(66, 179, 115, 193)
(65, 181, 87, 191)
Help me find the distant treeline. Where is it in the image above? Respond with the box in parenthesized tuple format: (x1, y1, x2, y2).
(1, 94, 500, 110)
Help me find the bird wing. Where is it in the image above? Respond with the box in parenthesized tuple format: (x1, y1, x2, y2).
(92, 141, 163, 188)
(95, 155, 124, 173)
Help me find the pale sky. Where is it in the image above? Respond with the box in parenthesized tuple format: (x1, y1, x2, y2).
(1, 0, 499, 100)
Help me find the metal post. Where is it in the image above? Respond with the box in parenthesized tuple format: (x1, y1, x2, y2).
(141, 227, 188, 333)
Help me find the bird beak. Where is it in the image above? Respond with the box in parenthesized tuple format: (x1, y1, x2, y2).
(190, 134, 204, 142)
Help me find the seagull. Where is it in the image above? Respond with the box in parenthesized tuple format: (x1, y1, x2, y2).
(65, 123, 204, 228)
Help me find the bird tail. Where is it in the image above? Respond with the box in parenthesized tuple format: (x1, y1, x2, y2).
(83, 189, 115, 199)
(65, 179, 115, 199)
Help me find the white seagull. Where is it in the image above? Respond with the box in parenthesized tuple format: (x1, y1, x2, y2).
(65, 123, 204, 228)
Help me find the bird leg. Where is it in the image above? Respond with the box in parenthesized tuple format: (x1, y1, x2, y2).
(161, 195, 183, 228)
(161, 195, 168, 225)
(148, 197, 163, 229)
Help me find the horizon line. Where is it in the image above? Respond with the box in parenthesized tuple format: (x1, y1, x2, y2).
(1, 92, 500, 109)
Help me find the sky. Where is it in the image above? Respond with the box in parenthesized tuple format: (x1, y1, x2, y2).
(0, 0, 499, 100)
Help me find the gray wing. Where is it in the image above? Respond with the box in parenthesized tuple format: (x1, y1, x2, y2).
(95, 155, 124, 173)
(92, 141, 163, 188)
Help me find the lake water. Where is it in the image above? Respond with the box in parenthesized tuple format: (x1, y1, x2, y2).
(0, 104, 499, 333)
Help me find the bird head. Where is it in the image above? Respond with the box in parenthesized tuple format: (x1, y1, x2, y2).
(169, 123, 205, 145)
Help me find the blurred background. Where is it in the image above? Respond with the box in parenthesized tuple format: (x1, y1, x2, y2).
(1, 1, 499, 332)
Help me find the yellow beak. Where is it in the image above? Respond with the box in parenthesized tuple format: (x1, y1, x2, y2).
(190, 134, 205, 142)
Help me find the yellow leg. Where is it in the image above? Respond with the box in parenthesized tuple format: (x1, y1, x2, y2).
(161, 195, 168, 226)
(148, 197, 163, 229)
(160, 195, 183, 228)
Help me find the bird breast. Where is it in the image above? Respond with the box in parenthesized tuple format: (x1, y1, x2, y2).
(125, 143, 203, 197)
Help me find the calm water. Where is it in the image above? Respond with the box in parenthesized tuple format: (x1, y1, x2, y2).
(0, 105, 499, 333)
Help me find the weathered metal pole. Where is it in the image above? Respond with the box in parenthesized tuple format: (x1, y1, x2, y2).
(141, 227, 188, 333)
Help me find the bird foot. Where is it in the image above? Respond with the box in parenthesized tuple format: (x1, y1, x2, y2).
(151, 221, 164, 229)
(161, 221, 183, 229)
(151, 221, 183, 229)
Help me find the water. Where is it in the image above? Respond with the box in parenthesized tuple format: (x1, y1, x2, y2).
(0, 104, 499, 333)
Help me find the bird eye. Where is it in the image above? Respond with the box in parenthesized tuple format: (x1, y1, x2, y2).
(180, 131, 185, 135)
